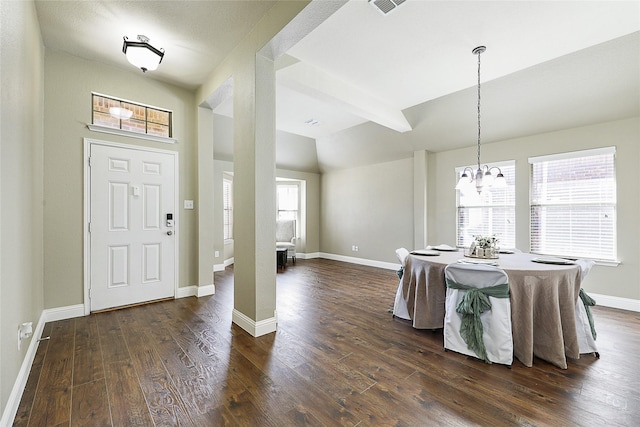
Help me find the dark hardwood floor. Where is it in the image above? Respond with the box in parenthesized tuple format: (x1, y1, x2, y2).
(13, 258, 640, 426)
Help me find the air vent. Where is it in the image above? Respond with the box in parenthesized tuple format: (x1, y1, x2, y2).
(369, 0, 406, 15)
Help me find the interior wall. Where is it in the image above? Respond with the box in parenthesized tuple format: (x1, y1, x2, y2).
(43, 50, 198, 308)
(427, 117, 640, 301)
(0, 0, 45, 414)
(320, 157, 414, 263)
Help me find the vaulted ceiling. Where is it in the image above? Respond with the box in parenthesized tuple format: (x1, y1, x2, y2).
(35, 1, 640, 172)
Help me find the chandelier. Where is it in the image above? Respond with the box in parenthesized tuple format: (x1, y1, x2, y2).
(456, 46, 506, 194)
(122, 35, 164, 73)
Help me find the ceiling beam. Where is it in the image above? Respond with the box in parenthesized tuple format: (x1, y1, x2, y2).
(277, 60, 412, 133)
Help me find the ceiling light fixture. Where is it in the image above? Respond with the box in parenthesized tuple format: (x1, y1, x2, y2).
(304, 118, 320, 126)
(369, 0, 406, 15)
(109, 107, 133, 120)
(122, 35, 164, 73)
(456, 46, 507, 194)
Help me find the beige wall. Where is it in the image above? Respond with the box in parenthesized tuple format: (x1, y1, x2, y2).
(43, 50, 199, 308)
(427, 117, 640, 300)
(0, 0, 45, 414)
(320, 157, 414, 262)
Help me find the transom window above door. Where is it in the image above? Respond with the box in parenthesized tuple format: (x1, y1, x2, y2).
(91, 93, 172, 139)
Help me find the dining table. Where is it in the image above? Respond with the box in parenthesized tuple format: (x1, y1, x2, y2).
(395, 249, 584, 369)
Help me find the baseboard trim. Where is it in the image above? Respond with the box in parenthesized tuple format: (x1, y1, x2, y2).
(299, 252, 318, 259)
(590, 293, 640, 312)
(176, 286, 196, 299)
(43, 304, 85, 323)
(319, 252, 399, 271)
(0, 309, 48, 426)
(197, 284, 215, 297)
(232, 309, 277, 337)
(176, 284, 215, 298)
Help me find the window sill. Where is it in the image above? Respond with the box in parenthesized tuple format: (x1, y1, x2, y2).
(87, 124, 177, 144)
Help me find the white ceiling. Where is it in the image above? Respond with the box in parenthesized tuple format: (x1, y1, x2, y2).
(34, 0, 640, 171)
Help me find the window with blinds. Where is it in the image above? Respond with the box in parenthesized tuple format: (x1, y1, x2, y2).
(277, 183, 299, 221)
(529, 147, 616, 260)
(223, 178, 233, 240)
(456, 162, 516, 249)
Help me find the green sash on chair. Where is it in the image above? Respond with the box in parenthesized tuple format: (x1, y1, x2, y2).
(445, 279, 510, 364)
(579, 288, 597, 340)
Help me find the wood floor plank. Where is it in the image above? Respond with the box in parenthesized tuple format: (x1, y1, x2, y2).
(116, 308, 196, 427)
(73, 315, 104, 386)
(70, 379, 111, 427)
(14, 259, 640, 426)
(103, 360, 154, 426)
(27, 319, 75, 427)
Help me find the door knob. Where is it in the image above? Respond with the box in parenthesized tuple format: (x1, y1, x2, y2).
(167, 231, 173, 236)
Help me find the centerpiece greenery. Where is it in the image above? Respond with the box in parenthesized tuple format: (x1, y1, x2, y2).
(468, 234, 500, 258)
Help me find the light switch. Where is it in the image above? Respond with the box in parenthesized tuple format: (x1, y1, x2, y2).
(184, 200, 194, 209)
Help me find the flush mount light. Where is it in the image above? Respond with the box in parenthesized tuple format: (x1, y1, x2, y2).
(304, 118, 320, 126)
(122, 35, 164, 72)
(109, 107, 133, 120)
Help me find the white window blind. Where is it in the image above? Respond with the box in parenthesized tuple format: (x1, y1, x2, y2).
(277, 183, 299, 221)
(223, 179, 233, 240)
(456, 162, 516, 249)
(529, 147, 616, 260)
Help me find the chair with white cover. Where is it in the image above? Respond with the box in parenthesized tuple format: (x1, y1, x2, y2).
(574, 259, 599, 357)
(392, 248, 411, 320)
(276, 219, 296, 263)
(444, 263, 513, 365)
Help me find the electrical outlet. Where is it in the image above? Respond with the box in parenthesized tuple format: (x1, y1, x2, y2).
(215, 250, 220, 258)
(352, 245, 359, 252)
(184, 200, 194, 209)
(18, 322, 33, 351)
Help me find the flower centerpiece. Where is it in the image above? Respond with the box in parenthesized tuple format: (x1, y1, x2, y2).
(468, 234, 500, 259)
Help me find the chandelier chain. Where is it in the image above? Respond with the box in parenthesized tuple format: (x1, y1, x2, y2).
(477, 49, 482, 170)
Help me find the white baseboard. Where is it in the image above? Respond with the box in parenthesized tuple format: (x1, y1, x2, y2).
(214, 257, 235, 272)
(590, 293, 640, 312)
(176, 286, 196, 298)
(298, 252, 319, 259)
(232, 309, 277, 337)
(0, 309, 48, 427)
(177, 284, 215, 298)
(197, 284, 215, 297)
(44, 304, 85, 322)
(318, 252, 399, 271)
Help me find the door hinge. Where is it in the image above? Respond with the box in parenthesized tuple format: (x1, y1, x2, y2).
(88, 222, 92, 233)
(88, 156, 92, 167)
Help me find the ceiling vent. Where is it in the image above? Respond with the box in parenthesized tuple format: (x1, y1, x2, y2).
(369, 0, 406, 15)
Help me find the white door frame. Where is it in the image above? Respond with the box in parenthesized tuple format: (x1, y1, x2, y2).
(83, 138, 180, 315)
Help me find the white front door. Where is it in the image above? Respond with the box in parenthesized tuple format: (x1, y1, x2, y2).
(89, 143, 177, 311)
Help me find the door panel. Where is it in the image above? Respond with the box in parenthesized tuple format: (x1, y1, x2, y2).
(90, 143, 176, 311)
